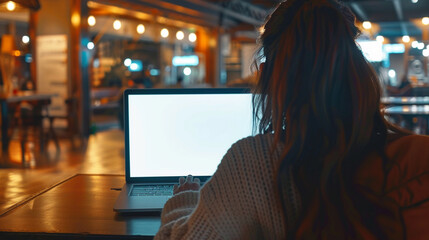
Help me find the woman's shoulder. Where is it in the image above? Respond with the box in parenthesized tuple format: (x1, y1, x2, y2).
(384, 134, 429, 207)
(230, 134, 276, 151)
(386, 134, 429, 155)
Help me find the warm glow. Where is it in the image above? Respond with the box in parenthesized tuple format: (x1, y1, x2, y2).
(188, 33, 197, 42)
(22, 35, 29, 44)
(88, 16, 96, 26)
(71, 12, 80, 27)
(113, 20, 121, 30)
(423, 17, 429, 25)
(13, 50, 20, 57)
(161, 28, 169, 38)
(362, 21, 372, 30)
(137, 24, 145, 34)
(376, 35, 384, 43)
(402, 35, 410, 43)
(6, 1, 16, 11)
(176, 31, 184, 40)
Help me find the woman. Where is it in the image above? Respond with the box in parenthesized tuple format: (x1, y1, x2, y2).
(155, 0, 429, 239)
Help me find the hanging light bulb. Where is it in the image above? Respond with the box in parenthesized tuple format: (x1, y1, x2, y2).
(113, 20, 121, 30)
(362, 21, 372, 30)
(22, 35, 30, 44)
(188, 33, 197, 42)
(402, 35, 410, 43)
(6, 1, 16, 11)
(88, 16, 96, 26)
(176, 31, 184, 40)
(137, 24, 145, 34)
(376, 35, 384, 43)
(161, 28, 169, 38)
(423, 17, 429, 25)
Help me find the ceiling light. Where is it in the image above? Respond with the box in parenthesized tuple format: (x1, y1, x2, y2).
(402, 35, 410, 43)
(6, 1, 16, 11)
(411, 0, 418, 3)
(183, 67, 192, 76)
(124, 58, 131, 67)
(161, 28, 169, 38)
(22, 35, 30, 44)
(137, 24, 145, 34)
(113, 20, 121, 30)
(423, 17, 429, 25)
(88, 16, 96, 26)
(376, 35, 384, 43)
(176, 31, 184, 40)
(87, 42, 94, 50)
(362, 21, 372, 30)
(388, 69, 396, 78)
(188, 33, 197, 42)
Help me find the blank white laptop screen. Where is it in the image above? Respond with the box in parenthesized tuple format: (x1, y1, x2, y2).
(128, 93, 253, 178)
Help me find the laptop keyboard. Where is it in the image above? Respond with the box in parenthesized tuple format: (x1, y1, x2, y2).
(130, 185, 174, 196)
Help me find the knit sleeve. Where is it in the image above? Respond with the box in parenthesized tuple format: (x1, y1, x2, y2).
(154, 136, 269, 240)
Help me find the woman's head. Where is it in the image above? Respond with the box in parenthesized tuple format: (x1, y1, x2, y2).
(255, 0, 384, 158)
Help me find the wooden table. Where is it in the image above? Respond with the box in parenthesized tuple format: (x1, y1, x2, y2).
(0, 174, 160, 239)
(0, 92, 56, 158)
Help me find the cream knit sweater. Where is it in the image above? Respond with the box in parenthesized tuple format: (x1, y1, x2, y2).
(154, 133, 429, 239)
(154, 134, 288, 239)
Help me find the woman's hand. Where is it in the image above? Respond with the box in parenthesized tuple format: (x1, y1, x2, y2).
(173, 175, 200, 194)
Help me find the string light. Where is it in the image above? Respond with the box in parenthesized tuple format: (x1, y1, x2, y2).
(87, 42, 94, 50)
(362, 21, 372, 30)
(188, 33, 197, 42)
(183, 67, 192, 76)
(402, 35, 410, 43)
(22, 36, 30, 44)
(176, 31, 184, 40)
(376, 35, 384, 43)
(161, 28, 169, 38)
(423, 17, 429, 25)
(412, 41, 419, 48)
(113, 20, 121, 30)
(6, 1, 16, 11)
(388, 69, 396, 78)
(137, 24, 145, 34)
(88, 16, 96, 26)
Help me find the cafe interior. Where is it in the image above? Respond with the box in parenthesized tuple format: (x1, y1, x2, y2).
(0, 0, 428, 238)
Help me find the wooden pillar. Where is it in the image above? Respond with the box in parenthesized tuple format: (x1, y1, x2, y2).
(71, 0, 90, 139)
(33, 0, 90, 139)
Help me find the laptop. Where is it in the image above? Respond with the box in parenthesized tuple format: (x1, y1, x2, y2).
(114, 88, 254, 212)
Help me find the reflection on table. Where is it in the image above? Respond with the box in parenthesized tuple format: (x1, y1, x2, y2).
(0, 174, 159, 239)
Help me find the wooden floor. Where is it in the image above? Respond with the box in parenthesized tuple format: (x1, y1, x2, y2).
(0, 129, 125, 215)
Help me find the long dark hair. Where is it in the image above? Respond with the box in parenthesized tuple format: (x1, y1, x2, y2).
(253, 0, 409, 238)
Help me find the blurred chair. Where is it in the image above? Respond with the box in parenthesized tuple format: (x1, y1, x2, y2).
(12, 100, 59, 166)
(45, 97, 80, 149)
